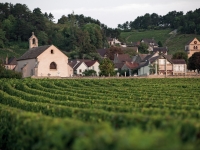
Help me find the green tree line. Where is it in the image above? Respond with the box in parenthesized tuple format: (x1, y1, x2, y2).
(118, 9, 200, 35)
(0, 2, 121, 59)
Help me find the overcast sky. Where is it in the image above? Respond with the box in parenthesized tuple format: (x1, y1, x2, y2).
(2, 0, 200, 28)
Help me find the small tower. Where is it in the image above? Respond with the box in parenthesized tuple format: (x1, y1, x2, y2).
(29, 32, 38, 49)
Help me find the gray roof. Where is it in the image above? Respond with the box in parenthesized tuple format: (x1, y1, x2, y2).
(17, 45, 51, 61)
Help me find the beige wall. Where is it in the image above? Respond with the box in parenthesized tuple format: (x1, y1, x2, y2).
(88, 62, 100, 76)
(5, 65, 16, 70)
(37, 45, 70, 77)
(186, 38, 200, 58)
(75, 63, 87, 75)
(16, 45, 72, 78)
(15, 59, 36, 78)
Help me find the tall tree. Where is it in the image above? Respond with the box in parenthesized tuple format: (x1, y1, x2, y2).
(187, 52, 200, 72)
(99, 58, 115, 76)
(172, 51, 188, 63)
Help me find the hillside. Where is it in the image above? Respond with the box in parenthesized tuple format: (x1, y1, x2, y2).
(121, 29, 200, 54)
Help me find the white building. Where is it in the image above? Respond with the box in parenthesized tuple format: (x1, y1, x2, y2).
(15, 32, 73, 78)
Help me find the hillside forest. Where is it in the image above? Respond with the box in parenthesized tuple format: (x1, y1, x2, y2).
(0, 2, 200, 59)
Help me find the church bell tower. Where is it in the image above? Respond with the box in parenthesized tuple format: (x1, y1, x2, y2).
(29, 32, 38, 49)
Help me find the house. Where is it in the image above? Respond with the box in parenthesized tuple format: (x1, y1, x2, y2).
(107, 37, 126, 47)
(153, 47, 168, 55)
(137, 54, 187, 76)
(185, 37, 200, 58)
(141, 38, 158, 51)
(69, 60, 88, 76)
(113, 53, 132, 64)
(96, 48, 108, 58)
(69, 59, 100, 76)
(4, 57, 17, 70)
(121, 61, 139, 76)
(113, 53, 132, 71)
(15, 32, 73, 78)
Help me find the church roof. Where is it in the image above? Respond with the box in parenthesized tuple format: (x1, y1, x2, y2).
(17, 45, 51, 61)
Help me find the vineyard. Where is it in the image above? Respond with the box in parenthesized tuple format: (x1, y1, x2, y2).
(0, 78, 200, 150)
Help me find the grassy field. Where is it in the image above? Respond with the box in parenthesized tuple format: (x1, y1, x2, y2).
(0, 78, 200, 149)
(121, 29, 200, 54)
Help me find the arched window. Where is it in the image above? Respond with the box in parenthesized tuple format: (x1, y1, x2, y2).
(51, 49, 54, 54)
(32, 38, 36, 44)
(196, 46, 198, 49)
(194, 46, 196, 49)
(50, 62, 57, 69)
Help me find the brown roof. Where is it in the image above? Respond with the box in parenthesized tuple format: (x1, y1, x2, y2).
(5, 57, 17, 65)
(96, 49, 108, 57)
(171, 59, 186, 64)
(121, 47, 138, 51)
(17, 45, 51, 61)
(68, 61, 77, 68)
(107, 37, 113, 41)
(117, 54, 132, 62)
(153, 47, 168, 53)
(185, 38, 200, 45)
(141, 39, 158, 46)
(138, 54, 148, 61)
(73, 62, 83, 70)
(85, 61, 97, 67)
(124, 62, 139, 69)
(114, 63, 124, 69)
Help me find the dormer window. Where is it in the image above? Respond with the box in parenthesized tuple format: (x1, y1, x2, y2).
(51, 50, 54, 54)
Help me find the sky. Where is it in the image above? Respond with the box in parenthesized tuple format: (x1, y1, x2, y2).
(2, 0, 200, 28)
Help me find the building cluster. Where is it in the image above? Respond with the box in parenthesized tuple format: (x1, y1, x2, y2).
(3, 32, 200, 78)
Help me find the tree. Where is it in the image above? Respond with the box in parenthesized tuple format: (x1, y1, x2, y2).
(99, 58, 115, 76)
(172, 51, 188, 63)
(187, 52, 200, 73)
(106, 46, 123, 60)
(158, 41, 163, 47)
(138, 43, 149, 54)
(82, 70, 97, 76)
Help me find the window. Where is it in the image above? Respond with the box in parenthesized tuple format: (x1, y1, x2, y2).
(50, 62, 57, 69)
(194, 46, 196, 49)
(32, 38, 35, 44)
(79, 69, 82, 73)
(196, 46, 198, 49)
(51, 49, 54, 54)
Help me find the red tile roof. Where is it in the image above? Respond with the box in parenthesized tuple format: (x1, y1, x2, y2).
(124, 62, 139, 69)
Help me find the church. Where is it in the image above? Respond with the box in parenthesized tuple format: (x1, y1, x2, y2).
(15, 32, 73, 78)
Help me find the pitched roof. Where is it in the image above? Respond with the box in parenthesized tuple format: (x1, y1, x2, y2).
(68, 61, 77, 68)
(6, 57, 17, 65)
(73, 62, 83, 70)
(171, 59, 186, 64)
(96, 48, 108, 57)
(85, 61, 97, 67)
(114, 63, 124, 69)
(17, 45, 51, 61)
(9, 57, 17, 65)
(186, 38, 198, 45)
(141, 39, 158, 46)
(153, 47, 168, 53)
(124, 62, 139, 69)
(138, 54, 148, 61)
(116, 54, 132, 62)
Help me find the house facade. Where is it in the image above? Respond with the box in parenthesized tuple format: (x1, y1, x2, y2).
(15, 32, 73, 78)
(137, 54, 186, 76)
(4, 57, 17, 70)
(69, 59, 100, 76)
(141, 38, 158, 51)
(185, 37, 200, 58)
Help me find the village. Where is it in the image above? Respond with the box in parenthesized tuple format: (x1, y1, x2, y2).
(3, 32, 200, 78)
